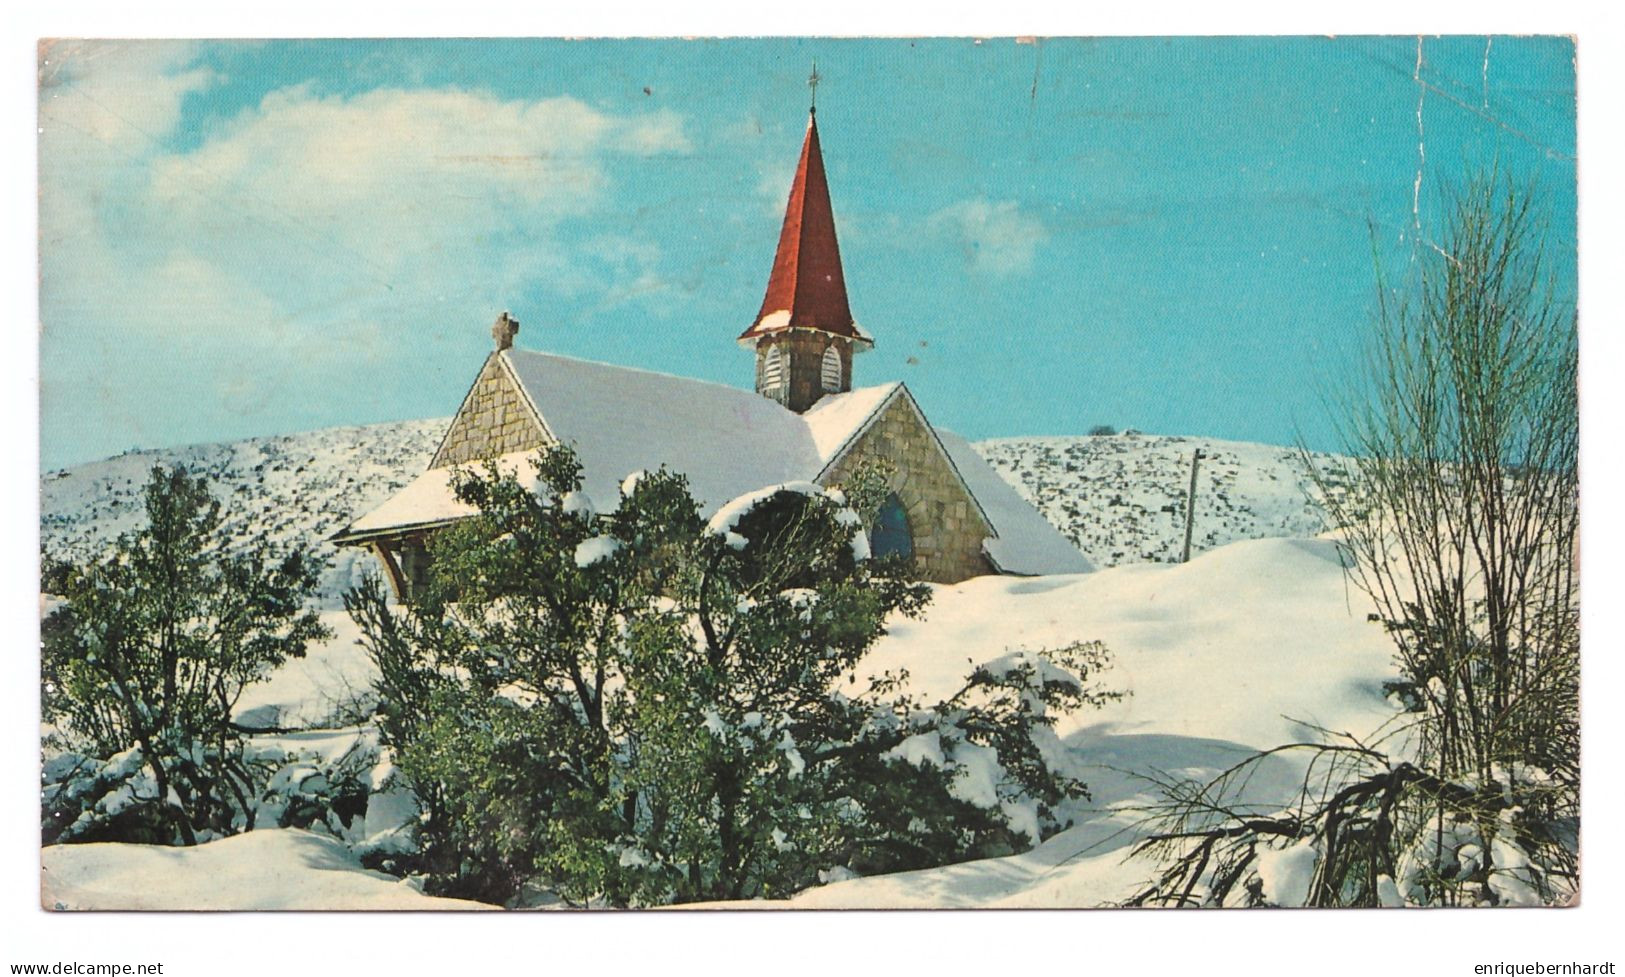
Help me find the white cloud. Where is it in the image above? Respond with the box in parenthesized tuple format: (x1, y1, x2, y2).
(39, 41, 216, 290)
(37, 43, 694, 465)
(927, 198, 1047, 277)
(40, 40, 216, 155)
(42, 53, 694, 328)
(136, 85, 691, 312)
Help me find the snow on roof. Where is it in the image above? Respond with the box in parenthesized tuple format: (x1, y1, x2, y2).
(934, 428, 1096, 576)
(339, 450, 541, 539)
(338, 351, 1092, 577)
(802, 382, 900, 463)
(502, 351, 824, 513)
(336, 353, 862, 540)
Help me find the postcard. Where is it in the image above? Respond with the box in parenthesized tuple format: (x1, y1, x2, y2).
(38, 36, 1578, 913)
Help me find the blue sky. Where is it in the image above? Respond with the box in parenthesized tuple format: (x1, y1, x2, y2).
(37, 37, 1576, 470)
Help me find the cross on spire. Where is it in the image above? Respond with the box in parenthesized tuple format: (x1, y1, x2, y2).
(808, 61, 821, 114)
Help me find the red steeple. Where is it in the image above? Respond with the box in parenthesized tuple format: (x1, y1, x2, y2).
(739, 111, 869, 347)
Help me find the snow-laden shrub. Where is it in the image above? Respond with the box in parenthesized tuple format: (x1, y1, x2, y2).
(41, 747, 177, 846)
(1125, 740, 1575, 908)
(348, 445, 1119, 907)
(39, 728, 417, 857)
(41, 465, 330, 845)
(242, 732, 422, 869)
(42, 736, 280, 845)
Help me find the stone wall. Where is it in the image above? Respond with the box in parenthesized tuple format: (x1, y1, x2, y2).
(820, 392, 995, 583)
(430, 354, 550, 468)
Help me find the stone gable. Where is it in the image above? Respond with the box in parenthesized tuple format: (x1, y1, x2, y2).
(429, 354, 549, 468)
(820, 391, 995, 583)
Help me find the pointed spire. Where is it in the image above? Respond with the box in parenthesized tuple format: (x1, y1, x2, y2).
(739, 110, 869, 347)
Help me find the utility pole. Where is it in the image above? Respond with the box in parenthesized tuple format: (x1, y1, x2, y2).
(1181, 448, 1204, 563)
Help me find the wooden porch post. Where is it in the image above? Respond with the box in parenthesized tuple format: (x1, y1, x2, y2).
(369, 540, 410, 600)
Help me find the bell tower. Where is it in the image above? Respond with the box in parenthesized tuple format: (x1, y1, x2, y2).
(739, 86, 871, 413)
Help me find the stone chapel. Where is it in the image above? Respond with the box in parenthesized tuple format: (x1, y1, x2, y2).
(332, 108, 1091, 598)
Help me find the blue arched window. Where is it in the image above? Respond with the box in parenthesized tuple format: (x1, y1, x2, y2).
(871, 493, 914, 560)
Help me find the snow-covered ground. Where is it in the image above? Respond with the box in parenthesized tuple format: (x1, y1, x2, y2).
(41, 828, 491, 910)
(234, 611, 379, 730)
(40, 420, 1402, 910)
(43, 536, 1396, 910)
(791, 536, 1393, 908)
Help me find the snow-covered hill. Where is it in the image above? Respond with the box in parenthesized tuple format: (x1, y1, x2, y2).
(41, 421, 1353, 604)
(976, 433, 1354, 569)
(41, 419, 447, 605)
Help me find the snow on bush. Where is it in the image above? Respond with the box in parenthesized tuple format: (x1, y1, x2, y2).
(349, 444, 1121, 906)
(705, 482, 870, 563)
(574, 535, 623, 567)
(704, 481, 825, 537)
(561, 490, 596, 517)
(1130, 750, 1576, 909)
(976, 649, 1086, 693)
(1255, 837, 1318, 907)
(884, 731, 946, 769)
(44, 720, 423, 871)
(42, 746, 174, 845)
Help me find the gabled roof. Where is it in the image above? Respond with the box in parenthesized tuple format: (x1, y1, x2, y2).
(337, 450, 544, 540)
(935, 430, 1097, 576)
(806, 382, 994, 540)
(333, 350, 1092, 577)
(739, 112, 870, 347)
(800, 381, 900, 462)
(334, 351, 866, 543)
(500, 350, 822, 512)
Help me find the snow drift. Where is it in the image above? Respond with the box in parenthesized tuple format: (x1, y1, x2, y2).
(42, 829, 492, 911)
